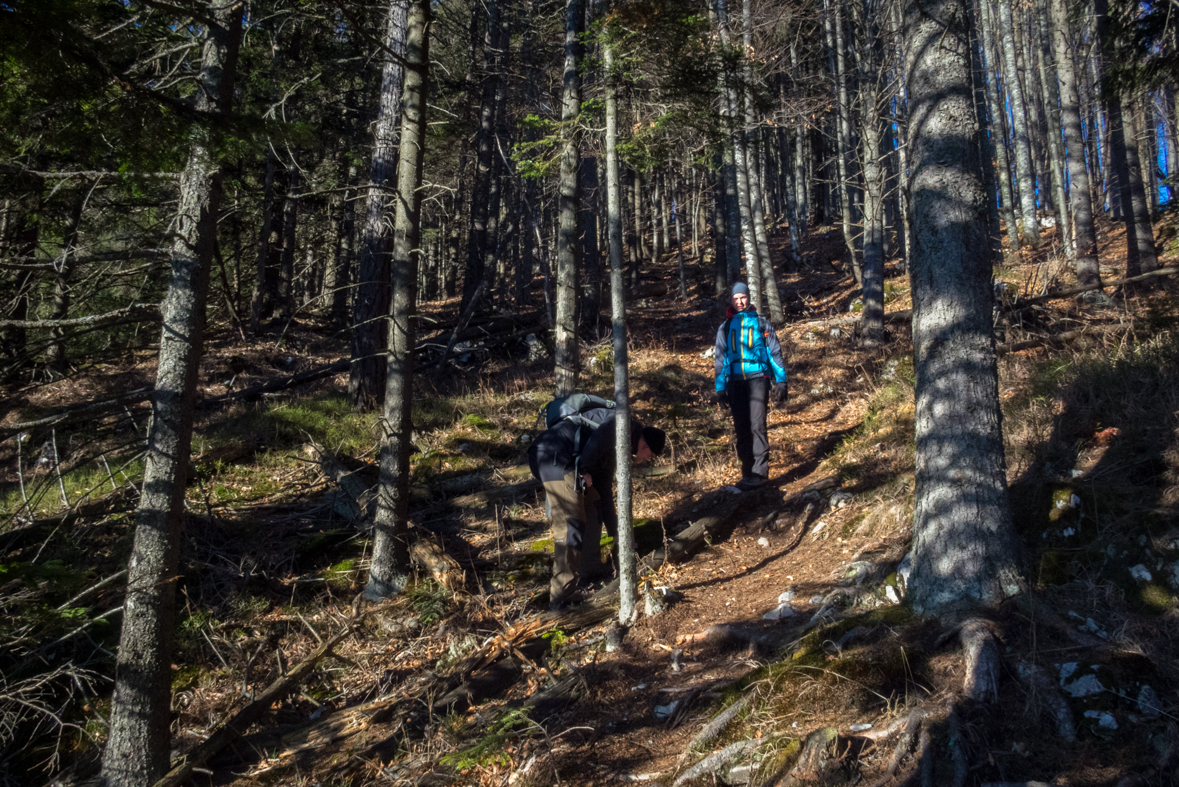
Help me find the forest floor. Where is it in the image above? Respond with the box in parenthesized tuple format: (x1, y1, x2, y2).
(5, 216, 1179, 787)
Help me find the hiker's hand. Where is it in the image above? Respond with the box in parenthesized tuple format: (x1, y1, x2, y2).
(581, 473, 593, 489)
(714, 390, 729, 407)
(773, 383, 787, 404)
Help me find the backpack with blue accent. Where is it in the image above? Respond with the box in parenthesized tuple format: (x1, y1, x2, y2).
(539, 392, 616, 431)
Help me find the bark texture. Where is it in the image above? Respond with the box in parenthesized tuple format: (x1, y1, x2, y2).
(366, 0, 431, 601)
(100, 3, 243, 784)
(904, 0, 1025, 615)
(350, 0, 409, 411)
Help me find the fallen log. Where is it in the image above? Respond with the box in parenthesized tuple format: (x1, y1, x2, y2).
(305, 442, 465, 590)
(154, 612, 360, 787)
(1010, 264, 1179, 308)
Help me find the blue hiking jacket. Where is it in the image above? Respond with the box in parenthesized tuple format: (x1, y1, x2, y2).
(714, 307, 788, 392)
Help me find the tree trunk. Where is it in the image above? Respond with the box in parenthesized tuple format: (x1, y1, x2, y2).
(995, 0, 1042, 248)
(904, 0, 1026, 615)
(1121, 93, 1158, 275)
(827, 0, 857, 269)
(250, 151, 278, 332)
(554, 0, 582, 397)
(46, 192, 86, 378)
(278, 163, 300, 322)
(366, 0, 430, 601)
(603, 29, 638, 628)
(978, 0, 1020, 254)
(1034, 1, 1070, 248)
(100, 3, 242, 784)
(1049, 0, 1100, 286)
(856, 0, 885, 345)
(350, 0, 408, 412)
(330, 163, 358, 324)
(741, 0, 782, 322)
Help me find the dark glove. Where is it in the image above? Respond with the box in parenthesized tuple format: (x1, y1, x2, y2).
(773, 382, 787, 404)
(715, 390, 729, 407)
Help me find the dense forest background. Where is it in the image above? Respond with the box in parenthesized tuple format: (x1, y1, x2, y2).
(4, 0, 1179, 784)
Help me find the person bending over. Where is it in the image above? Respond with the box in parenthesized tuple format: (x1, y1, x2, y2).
(529, 412, 666, 610)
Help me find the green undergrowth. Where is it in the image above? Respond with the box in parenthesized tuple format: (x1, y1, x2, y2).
(821, 355, 916, 491)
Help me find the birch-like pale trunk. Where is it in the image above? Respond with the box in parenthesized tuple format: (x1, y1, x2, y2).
(603, 28, 637, 627)
(554, 0, 582, 396)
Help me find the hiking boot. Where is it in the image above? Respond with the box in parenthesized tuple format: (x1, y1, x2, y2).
(548, 588, 589, 612)
(736, 474, 765, 491)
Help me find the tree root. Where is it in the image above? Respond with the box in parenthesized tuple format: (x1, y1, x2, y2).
(1014, 661, 1076, 741)
(672, 738, 764, 787)
(864, 708, 929, 787)
(686, 693, 752, 753)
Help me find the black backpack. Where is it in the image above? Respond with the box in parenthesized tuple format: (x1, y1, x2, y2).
(539, 392, 616, 431)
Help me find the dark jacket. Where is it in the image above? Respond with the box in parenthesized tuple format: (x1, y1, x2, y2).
(528, 410, 640, 486)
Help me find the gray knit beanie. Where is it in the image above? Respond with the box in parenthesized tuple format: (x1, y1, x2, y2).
(731, 282, 749, 297)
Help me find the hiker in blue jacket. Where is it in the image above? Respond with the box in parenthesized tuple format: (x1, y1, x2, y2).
(714, 281, 788, 490)
(529, 411, 666, 610)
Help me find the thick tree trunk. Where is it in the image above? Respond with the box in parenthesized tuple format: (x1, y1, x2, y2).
(100, 3, 242, 784)
(713, 161, 729, 293)
(1049, 0, 1100, 286)
(904, 0, 1025, 615)
(350, 0, 408, 412)
(554, 0, 582, 397)
(366, 0, 430, 601)
(995, 0, 1042, 248)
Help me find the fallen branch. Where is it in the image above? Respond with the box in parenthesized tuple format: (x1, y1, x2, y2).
(154, 608, 360, 787)
(1, 389, 154, 440)
(1011, 264, 1179, 307)
(0, 302, 160, 330)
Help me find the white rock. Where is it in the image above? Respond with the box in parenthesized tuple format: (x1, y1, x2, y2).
(1061, 670, 1105, 698)
(654, 701, 679, 719)
(757, 537, 770, 548)
(519, 434, 532, 444)
(1083, 710, 1118, 730)
(763, 603, 796, 620)
(849, 723, 873, 733)
(810, 595, 825, 604)
(1129, 564, 1153, 583)
(885, 585, 901, 604)
(811, 521, 827, 535)
(829, 491, 853, 507)
(778, 590, 796, 603)
(1137, 685, 1162, 718)
(700, 347, 716, 359)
